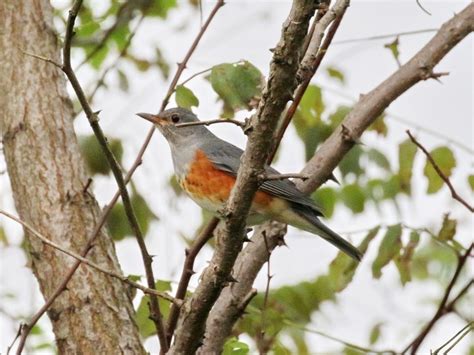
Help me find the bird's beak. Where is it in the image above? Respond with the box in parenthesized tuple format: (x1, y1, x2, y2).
(136, 112, 162, 125)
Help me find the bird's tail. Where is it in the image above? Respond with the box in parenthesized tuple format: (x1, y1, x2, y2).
(291, 205, 362, 261)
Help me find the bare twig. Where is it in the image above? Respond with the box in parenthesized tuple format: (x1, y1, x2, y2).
(333, 28, 437, 44)
(175, 118, 246, 129)
(259, 173, 309, 181)
(17, 0, 167, 351)
(283, 320, 397, 355)
(401, 243, 473, 354)
(433, 322, 473, 355)
(179, 67, 213, 87)
(416, 0, 432, 16)
(0, 210, 180, 306)
(258, 233, 273, 353)
(166, 217, 219, 342)
(407, 130, 474, 212)
(62, 1, 168, 350)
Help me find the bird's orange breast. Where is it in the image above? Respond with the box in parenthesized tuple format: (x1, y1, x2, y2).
(180, 149, 273, 207)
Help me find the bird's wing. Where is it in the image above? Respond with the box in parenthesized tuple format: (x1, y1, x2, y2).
(202, 139, 323, 216)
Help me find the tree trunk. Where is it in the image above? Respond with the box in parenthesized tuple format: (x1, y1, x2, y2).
(0, 1, 145, 353)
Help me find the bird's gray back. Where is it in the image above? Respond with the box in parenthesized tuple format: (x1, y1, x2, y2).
(201, 137, 323, 216)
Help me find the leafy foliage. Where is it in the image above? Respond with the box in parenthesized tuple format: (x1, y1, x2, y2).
(208, 61, 264, 117)
(135, 280, 172, 338)
(175, 85, 199, 109)
(423, 146, 456, 193)
(79, 135, 124, 175)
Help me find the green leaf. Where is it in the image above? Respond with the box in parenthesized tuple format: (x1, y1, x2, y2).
(395, 231, 420, 285)
(384, 37, 400, 65)
(468, 175, 474, 191)
(423, 146, 456, 194)
(293, 86, 331, 160)
(369, 323, 382, 345)
(398, 138, 418, 194)
(312, 187, 337, 218)
(338, 145, 364, 179)
(135, 280, 172, 338)
(107, 189, 158, 241)
(328, 105, 350, 128)
(209, 61, 264, 117)
(438, 214, 456, 241)
(175, 85, 199, 109)
(368, 113, 388, 136)
(372, 224, 402, 278)
(0, 227, 8, 246)
(367, 148, 391, 171)
(326, 66, 345, 83)
(89, 45, 109, 70)
(117, 69, 129, 92)
(79, 135, 124, 175)
(223, 337, 250, 355)
(111, 24, 131, 50)
(340, 183, 365, 213)
(148, 0, 177, 18)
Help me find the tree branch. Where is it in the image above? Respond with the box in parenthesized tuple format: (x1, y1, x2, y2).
(62, 1, 169, 350)
(201, 4, 474, 352)
(168, 1, 318, 353)
(0, 210, 180, 306)
(406, 130, 474, 212)
(12, 0, 225, 352)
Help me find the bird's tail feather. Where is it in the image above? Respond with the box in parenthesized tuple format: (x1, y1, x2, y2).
(292, 205, 362, 261)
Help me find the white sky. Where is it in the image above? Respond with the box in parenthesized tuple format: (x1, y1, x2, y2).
(1, 0, 473, 353)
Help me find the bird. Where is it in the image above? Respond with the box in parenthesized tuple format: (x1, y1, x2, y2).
(137, 108, 362, 261)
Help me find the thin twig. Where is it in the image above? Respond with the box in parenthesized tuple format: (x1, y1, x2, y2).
(0, 210, 180, 306)
(175, 118, 245, 129)
(333, 28, 437, 44)
(259, 173, 309, 182)
(179, 67, 213, 87)
(401, 243, 473, 354)
(268, 2, 348, 163)
(416, 0, 432, 16)
(63, 1, 169, 350)
(283, 320, 397, 355)
(166, 217, 219, 343)
(16, 0, 168, 351)
(441, 322, 472, 354)
(407, 130, 474, 213)
(259, 233, 273, 352)
(433, 322, 473, 355)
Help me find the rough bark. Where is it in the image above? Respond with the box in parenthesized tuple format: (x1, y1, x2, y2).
(169, 1, 318, 353)
(0, 1, 145, 353)
(200, 3, 474, 352)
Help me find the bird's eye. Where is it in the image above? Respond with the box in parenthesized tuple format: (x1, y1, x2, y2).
(171, 114, 180, 123)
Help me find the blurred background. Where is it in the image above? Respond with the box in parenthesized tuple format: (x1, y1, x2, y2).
(1, 0, 472, 353)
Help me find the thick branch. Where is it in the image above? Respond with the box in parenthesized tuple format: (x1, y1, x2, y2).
(168, 1, 318, 353)
(201, 4, 474, 352)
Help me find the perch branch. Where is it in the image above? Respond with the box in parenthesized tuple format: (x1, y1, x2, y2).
(201, 4, 474, 352)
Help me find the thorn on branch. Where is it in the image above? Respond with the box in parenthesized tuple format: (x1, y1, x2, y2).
(340, 124, 362, 144)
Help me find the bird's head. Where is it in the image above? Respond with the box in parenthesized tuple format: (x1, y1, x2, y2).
(136, 107, 209, 145)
